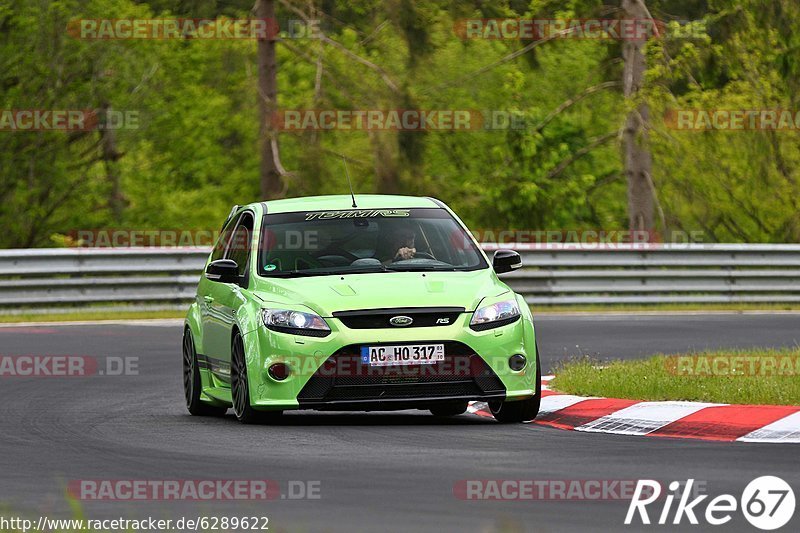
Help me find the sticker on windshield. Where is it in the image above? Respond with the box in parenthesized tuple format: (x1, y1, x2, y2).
(264, 264, 277, 272)
(305, 209, 410, 221)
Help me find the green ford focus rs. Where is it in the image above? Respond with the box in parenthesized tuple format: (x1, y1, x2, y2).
(183, 195, 541, 424)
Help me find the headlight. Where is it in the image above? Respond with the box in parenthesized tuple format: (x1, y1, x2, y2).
(262, 308, 330, 336)
(470, 298, 521, 331)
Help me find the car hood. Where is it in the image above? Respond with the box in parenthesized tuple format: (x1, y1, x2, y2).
(249, 269, 509, 317)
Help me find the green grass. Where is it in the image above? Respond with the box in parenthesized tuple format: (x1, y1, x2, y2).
(534, 302, 800, 313)
(0, 309, 184, 324)
(551, 348, 800, 405)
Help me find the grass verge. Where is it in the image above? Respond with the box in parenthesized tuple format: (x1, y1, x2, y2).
(551, 349, 800, 405)
(0, 309, 184, 324)
(534, 302, 800, 313)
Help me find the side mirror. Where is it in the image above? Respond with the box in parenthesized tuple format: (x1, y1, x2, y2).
(492, 249, 522, 274)
(205, 259, 240, 284)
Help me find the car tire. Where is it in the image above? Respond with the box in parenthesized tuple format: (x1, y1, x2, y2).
(489, 343, 542, 423)
(231, 331, 283, 424)
(429, 401, 469, 417)
(183, 328, 227, 417)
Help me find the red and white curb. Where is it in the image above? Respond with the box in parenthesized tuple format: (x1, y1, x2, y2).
(468, 376, 800, 443)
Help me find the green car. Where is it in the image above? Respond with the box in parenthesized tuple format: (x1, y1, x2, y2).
(183, 195, 541, 423)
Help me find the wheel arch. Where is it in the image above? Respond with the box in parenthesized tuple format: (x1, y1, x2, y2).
(184, 302, 203, 353)
(231, 322, 263, 396)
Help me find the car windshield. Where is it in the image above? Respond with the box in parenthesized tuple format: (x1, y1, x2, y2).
(257, 208, 487, 277)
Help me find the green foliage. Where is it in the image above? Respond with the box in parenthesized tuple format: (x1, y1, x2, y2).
(0, 0, 797, 246)
(644, 0, 800, 241)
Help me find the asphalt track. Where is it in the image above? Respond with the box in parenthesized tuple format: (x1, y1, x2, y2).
(0, 313, 798, 532)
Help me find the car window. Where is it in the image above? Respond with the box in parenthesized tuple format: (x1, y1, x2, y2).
(210, 213, 239, 263)
(225, 212, 254, 277)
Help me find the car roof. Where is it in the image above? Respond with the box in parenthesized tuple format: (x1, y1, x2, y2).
(246, 194, 442, 214)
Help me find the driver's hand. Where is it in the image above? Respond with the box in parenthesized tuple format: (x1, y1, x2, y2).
(394, 247, 416, 260)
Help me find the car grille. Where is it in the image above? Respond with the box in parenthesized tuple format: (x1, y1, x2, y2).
(332, 307, 465, 329)
(297, 341, 505, 407)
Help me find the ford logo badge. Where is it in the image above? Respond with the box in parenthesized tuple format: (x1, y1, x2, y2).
(389, 315, 413, 327)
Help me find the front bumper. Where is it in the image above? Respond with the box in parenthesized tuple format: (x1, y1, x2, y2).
(240, 310, 537, 411)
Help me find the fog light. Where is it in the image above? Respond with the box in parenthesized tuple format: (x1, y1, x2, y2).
(509, 354, 526, 371)
(268, 363, 289, 381)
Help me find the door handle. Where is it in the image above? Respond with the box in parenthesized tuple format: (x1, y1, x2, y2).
(203, 296, 215, 304)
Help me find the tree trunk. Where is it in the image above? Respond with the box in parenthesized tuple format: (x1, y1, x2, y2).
(255, 0, 284, 199)
(100, 103, 124, 222)
(621, 0, 654, 233)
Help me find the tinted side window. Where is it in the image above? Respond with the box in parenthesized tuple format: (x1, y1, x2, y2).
(210, 215, 239, 262)
(225, 213, 254, 277)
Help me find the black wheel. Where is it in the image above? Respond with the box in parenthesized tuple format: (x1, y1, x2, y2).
(489, 344, 542, 423)
(183, 328, 227, 416)
(231, 331, 282, 424)
(430, 401, 469, 417)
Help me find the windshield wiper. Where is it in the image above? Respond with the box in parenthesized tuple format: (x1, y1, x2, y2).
(384, 264, 458, 272)
(264, 265, 391, 278)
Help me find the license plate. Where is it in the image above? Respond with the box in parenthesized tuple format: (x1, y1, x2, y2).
(360, 344, 445, 366)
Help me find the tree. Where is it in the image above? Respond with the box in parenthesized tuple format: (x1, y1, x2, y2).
(622, 0, 654, 233)
(254, 0, 285, 199)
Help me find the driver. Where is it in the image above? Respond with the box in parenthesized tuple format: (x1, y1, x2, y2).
(384, 228, 416, 263)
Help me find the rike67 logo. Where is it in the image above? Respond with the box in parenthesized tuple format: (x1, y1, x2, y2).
(626, 477, 795, 530)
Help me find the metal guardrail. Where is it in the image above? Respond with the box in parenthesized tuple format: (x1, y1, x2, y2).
(1, 244, 799, 313)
